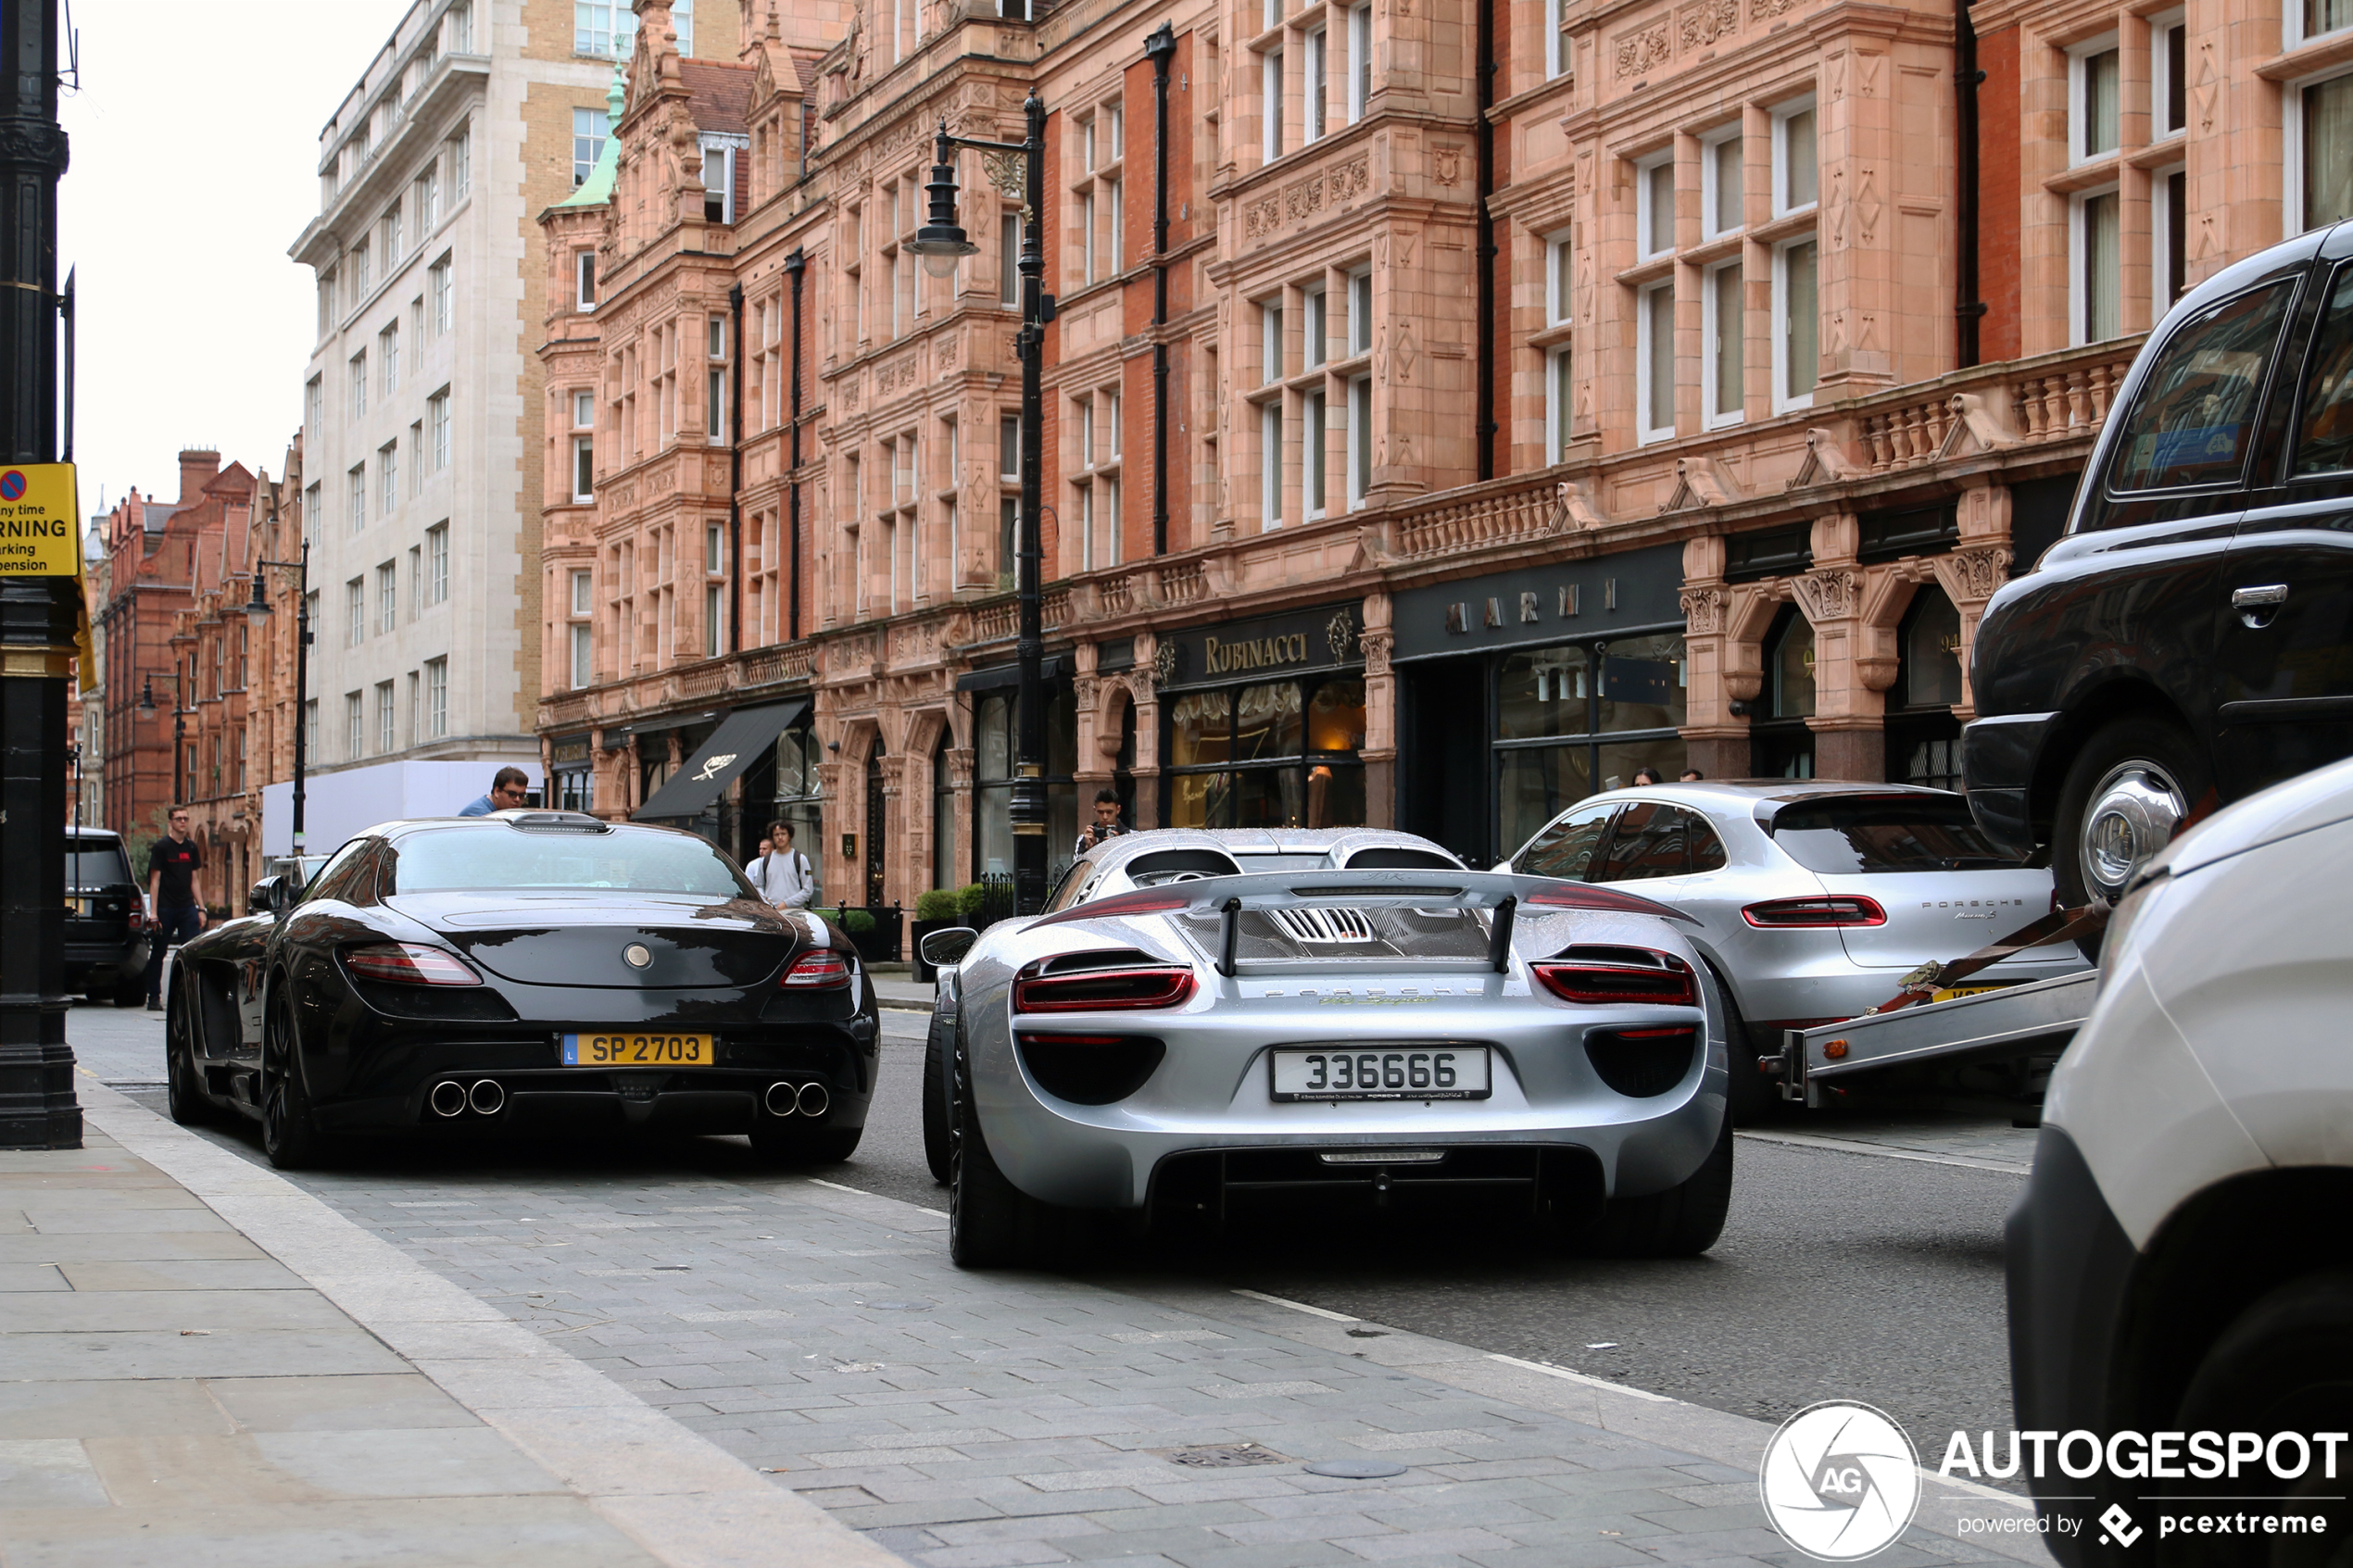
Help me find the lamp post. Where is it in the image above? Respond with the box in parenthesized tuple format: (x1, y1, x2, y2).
(243, 542, 310, 856)
(137, 672, 189, 806)
(905, 96, 1055, 914)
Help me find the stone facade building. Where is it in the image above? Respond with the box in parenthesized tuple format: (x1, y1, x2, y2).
(536, 0, 2352, 917)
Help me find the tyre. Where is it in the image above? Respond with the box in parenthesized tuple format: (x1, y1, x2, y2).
(749, 1123, 863, 1165)
(1706, 964, 1778, 1128)
(949, 1041, 1042, 1269)
(164, 980, 211, 1128)
(921, 1017, 953, 1184)
(2163, 1270, 2353, 1567)
(259, 995, 329, 1171)
(2052, 717, 2214, 943)
(1583, 1114, 1733, 1258)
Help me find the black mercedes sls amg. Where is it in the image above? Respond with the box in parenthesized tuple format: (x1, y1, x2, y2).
(162, 810, 880, 1170)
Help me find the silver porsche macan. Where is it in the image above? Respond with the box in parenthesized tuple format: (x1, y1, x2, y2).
(919, 829, 1734, 1268)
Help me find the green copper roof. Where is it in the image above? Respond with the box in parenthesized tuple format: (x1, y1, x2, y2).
(556, 64, 626, 208)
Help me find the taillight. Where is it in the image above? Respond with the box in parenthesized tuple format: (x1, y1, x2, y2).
(344, 943, 484, 985)
(1013, 963, 1197, 1013)
(781, 949, 854, 989)
(1742, 896, 1887, 928)
(1531, 953, 1697, 1006)
(126, 907, 145, 933)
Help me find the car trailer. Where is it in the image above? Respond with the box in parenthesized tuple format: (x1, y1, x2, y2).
(1776, 902, 2109, 1113)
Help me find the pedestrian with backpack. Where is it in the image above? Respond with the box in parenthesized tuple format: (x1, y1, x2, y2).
(748, 821, 816, 909)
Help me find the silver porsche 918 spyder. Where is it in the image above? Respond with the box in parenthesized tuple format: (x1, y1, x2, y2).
(918, 828, 1732, 1268)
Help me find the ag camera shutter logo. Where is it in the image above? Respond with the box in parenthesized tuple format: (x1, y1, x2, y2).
(1760, 1400, 1922, 1561)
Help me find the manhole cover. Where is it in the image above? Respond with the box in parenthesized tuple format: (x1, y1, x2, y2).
(1162, 1443, 1291, 1470)
(1305, 1460, 1408, 1480)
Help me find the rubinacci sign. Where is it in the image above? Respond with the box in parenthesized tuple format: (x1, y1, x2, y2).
(0, 463, 78, 577)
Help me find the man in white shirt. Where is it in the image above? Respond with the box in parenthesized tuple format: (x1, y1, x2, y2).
(748, 822, 816, 909)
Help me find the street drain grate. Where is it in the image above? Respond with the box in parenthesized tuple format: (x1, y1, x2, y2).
(1160, 1443, 1292, 1470)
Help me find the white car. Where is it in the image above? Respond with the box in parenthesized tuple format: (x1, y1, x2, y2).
(2008, 754, 2353, 1559)
(1498, 781, 2088, 1119)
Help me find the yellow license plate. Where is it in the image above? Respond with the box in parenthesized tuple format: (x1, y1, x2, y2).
(561, 1033, 711, 1066)
(1931, 985, 2011, 1003)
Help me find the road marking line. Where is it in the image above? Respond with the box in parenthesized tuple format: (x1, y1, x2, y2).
(1737, 1129, 2031, 1174)
(803, 1177, 948, 1218)
(1229, 1287, 1358, 1322)
(1487, 1352, 1678, 1403)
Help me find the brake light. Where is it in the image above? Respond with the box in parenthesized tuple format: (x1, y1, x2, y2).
(781, 949, 854, 989)
(1531, 954, 1697, 1006)
(126, 907, 145, 934)
(345, 943, 484, 985)
(1013, 963, 1197, 1013)
(1742, 896, 1887, 928)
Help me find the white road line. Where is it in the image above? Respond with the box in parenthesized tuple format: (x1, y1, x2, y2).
(1228, 1287, 1359, 1322)
(1487, 1352, 1678, 1403)
(1737, 1128, 2032, 1174)
(804, 1177, 948, 1218)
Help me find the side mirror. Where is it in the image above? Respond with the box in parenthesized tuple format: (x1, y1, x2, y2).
(918, 926, 979, 970)
(251, 875, 290, 920)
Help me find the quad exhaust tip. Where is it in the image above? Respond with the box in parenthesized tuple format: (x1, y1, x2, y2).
(429, 1081, 468, 1117)
(764, 1081, 799, 1117)
(468, 1079, 505, 1115)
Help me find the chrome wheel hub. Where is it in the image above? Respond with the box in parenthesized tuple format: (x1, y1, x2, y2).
(2079, 762, 2187, 899)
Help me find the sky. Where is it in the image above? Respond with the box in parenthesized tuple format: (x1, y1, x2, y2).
(61, 0, 414, 515)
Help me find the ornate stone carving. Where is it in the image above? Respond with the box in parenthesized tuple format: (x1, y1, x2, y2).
(1359, 628, 1394, 679)
(1432, 145, 1462, 187)
(936, 332, 959, 370)
(1285, 176, 1325, 223)
(1613, 20, 1671, 78)
(1244, 195, 1280, 237)
(1151, 639, 1181, 685)
(1680, 586, 1727, 636)
(1792, 569, 1859, 622)
(1326, 607, 1358, 664)
(1936, 545, 2012, 602)
(1676, 0, 1739, 50)
(1750, 0, 1799, 21)
(1330, 157, 1370, 204)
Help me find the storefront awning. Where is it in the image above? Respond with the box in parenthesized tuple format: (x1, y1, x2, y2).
(633, 700, 809, 821)
(956, 655, 1069, 693)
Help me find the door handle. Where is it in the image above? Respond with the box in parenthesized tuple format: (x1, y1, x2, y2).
(2233, 583, 2288, 630)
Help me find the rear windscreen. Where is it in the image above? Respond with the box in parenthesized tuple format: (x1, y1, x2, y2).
(1768, 798, 2021, 873)
(69, 847, 132, 888)
(386, 829, 753, 897)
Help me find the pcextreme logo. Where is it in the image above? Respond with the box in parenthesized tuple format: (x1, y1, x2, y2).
(1760, 1401, 1923, 1562)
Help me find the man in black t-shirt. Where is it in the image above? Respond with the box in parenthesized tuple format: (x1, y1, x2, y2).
(144, 809, 208, 1010)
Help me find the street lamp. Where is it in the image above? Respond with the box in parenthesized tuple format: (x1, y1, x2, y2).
(905, 96, 1055, 913)
(137, 671, 189, 807)
(243, 542, 310, 854)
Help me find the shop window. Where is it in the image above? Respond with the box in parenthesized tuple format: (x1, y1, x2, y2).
(1770, 612, 1816, 718)
(973, 687, 1079, 880)
(1856, 501, 1958, 562)
(772, 719, 825, 897)
(1900, 587, 1964, 709)
(1164, 677, 1365, 830)
(1493, 636, 1688, 854)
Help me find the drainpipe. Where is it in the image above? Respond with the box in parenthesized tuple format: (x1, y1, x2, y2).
(1956, 0, 1987, 367)
(1475, 0, 1498, 480)
(785, 249, 807, 641)
(728, 282, 745, 653)
(1147, 23, 1176, 557)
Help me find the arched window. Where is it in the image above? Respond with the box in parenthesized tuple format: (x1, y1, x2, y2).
(1887, 585, 1965, 789)
(1751, 606, 1816, 779)
(1770, 612, 1817, 718)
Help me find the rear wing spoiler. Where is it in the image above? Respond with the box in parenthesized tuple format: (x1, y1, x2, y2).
(1035, 869, 1697, 978)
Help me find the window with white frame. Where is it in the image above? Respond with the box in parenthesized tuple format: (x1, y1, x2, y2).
(381, 323, 399, 395)
(1348, 268, 1373, 354)
(303, 483, 321, 546)
(2076, 186, 2122, 342)
(2155, 13, 2186, 138)
(416, 165, 440, 230)
(304, 698, 320, 762)
(1636, 282, 1676, 443)
(352, 241, 371, 298)
(573, 427, 594, 503)
(346, 465, 365, 534)
(2295, 71, 2353, 231)
(1303, 283, 1327, 367)
(383, 200, 404, 267)
(1347, 374, 1372, 506)
(377, 681, 396, 755)
(887, 181, 912, 334)
(1303, 386, 1328, 518)
(1637, 153, 1676, 260)
(1261, 297, 1285, 383)
(424, 658, 447, 738)
(1704, 127, 1744, 238)
(377, 561, 397, 634)
(706, 313, 728, 443)
(1546, 347, 1574, 462)
(1775, 237, 1819, 409)
(1261, 400, 1285, 527)
(409, 544, 422, 620)
(575, 249, 597, 309)
(410, 419, 423, 495)
(1000, 207, 1022, 306)
(1348, 4, 1371, 120)
(349, 351, 367, 419)
(430, 389, 450, 470)
(700, 134, 742, 223)
(1304, 24, 1328, 142)
(447, 124, 470, 199)
(1545, 0, 1567, 77)
(577, 0, 691, 58)
(305, 376, 322, 433)
(426, 522, 448, 606)
(345, 691, 363, 759)
(573, 107, 608, 187)
(2299, 0, 2353, 41)
(430, 254, 451, 333)
(318, 270, 334, 336)
(1544, 232, 1572, 326)
(345, 579, 365, 647)
(704, 522, 726, 657)
(1072, 104, 1123, 286)
(1263, 46, 1285, 162)
(380, 440, 397, 514)
(2071, 39, 2120, 163)
(1705, 261, 1744, 428)
(570, 569, 593, 689)
(1773, 99, 1818, 214)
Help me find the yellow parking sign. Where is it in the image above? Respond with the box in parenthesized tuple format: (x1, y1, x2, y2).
(0, 463, 80, 576)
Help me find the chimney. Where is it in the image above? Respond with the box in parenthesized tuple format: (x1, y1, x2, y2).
(176, 449, 221, 507)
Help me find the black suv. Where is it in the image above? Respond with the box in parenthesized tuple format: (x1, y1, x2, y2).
(65, 826, 148, 1005)
(1965, 219, 2353, 907)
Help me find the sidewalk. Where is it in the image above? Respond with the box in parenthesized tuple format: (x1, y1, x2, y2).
(0, 1083, 902, 1568)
